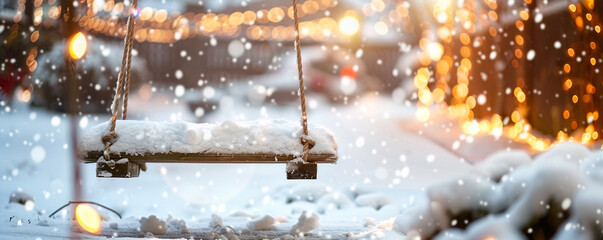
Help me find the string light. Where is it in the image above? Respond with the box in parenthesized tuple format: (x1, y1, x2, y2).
(69, 32, 88, 60)
(412, 0, 603, 151)
(75, 204, 101, 234)
(338, 12, 360, 36)
(73, 0, 339, 43)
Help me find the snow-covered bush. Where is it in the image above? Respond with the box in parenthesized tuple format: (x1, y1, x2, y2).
(394, 143, 603, 240)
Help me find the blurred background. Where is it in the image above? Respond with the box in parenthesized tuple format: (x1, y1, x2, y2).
(1, 0, 602, 230)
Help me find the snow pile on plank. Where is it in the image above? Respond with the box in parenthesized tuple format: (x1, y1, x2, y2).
(394, 143, 603, 240)
(78, 119, 337, 158)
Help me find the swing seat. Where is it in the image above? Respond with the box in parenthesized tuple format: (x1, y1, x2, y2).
(78, 120, 338, 179)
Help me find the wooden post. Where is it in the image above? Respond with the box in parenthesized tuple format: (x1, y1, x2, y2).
(61, 0, 82, 239)
(61, 0, 81, 200)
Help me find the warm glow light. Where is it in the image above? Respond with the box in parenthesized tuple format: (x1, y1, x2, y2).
(519, 11, 529, 21)
(72, 0, 342, 43)
(154, 9, 168, 23)
(75, 204, 101, 234)
(69, 32, 88, 60)
(569, 4, 576, 12)
(427, 42, 444, 61)
(374, 21, 388, 35)
(338, 16, 359, 36)
(409, 0, 597, 152)
(416, 106, 430, 122)
(340, 65, 357, 79)
(564, 79, 573, 90)
(268, 7, 285, 23)
(138, 84, 153, 101)
(21, 89, 31, 102)
(568, 48, 575, 57)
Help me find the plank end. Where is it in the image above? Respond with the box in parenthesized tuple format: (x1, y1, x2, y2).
(286, 163, 317, 180)
(96, 160, 140, 178)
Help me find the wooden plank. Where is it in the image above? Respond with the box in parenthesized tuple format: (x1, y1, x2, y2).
(81, 151, 337, 164)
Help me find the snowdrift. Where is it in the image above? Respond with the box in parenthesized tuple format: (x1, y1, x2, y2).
(394, 143, 603, 240)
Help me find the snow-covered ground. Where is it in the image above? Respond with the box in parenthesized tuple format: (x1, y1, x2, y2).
(5, 79, 601, 239)
(1, 87, 478, 239)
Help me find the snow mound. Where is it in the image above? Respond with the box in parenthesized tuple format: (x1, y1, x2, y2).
(139, 215, 167, 235)
(348, 230, 405, 240)
(290, 210, 319, 236)
(229, 210, 257, 218)
(393, 201, 445, 239)
(109, 222, 118, 230)
(3, 203, 41, 225)
(287, 184, 332, 203)
(9, 191, 34, 205)
(533, 142, 590, 164)
(505, 159, 584, 229)
(581, 151, 603, 183)
(166, 215, 188, 234)
(247, 215, 276, 231)
(355, 193, 396, 210)
(205, 232, 233, 240)
(471, 149, 531, 180)
(316, 192, 352, 214)
(429, 176, 494, 216)
(79, 120, 337, 158)
(393, 143, 602, 240)
(434, 217, 525, 240)
(553, 184, 603, 240)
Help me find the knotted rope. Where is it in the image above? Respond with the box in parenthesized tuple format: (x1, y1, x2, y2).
(292, 0, 315, 162)
(102, 0, 137, 161)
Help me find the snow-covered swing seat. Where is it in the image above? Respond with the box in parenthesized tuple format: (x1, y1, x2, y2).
(78, 0, 337, 179)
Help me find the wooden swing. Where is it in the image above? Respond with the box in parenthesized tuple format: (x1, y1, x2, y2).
(78, 0, 337, 179)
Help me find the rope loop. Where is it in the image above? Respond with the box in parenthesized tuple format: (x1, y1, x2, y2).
(101, 132, 118, 145)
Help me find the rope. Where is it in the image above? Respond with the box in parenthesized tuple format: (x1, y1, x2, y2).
(101, 0, 311, 163)
(122, 6, 136, 120)
(292, 0, 314, 162)
(102, 0, 137, 161)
